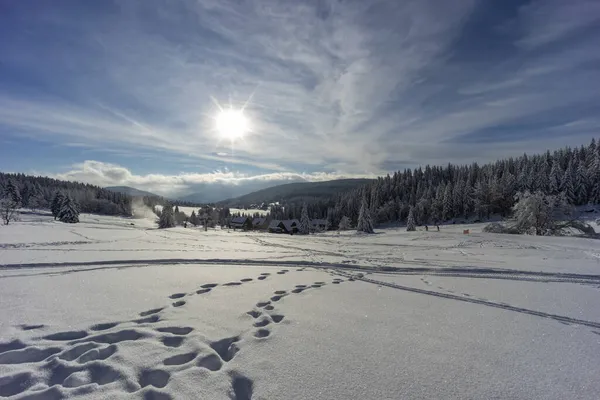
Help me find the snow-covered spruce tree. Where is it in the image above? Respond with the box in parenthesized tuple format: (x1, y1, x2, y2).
(356, 195, 374, 233)
(158, 203, 175, 229)
(299, 203, 310, 234)
(189, 210, 198, 226)
(58, 195, 79, 223)
(442, 182, 453, 221)
(5, 179, 21, 207)
(574, 161, 588, 205)
(406, 206, 416, 231)
(548, 161, 561, 195)
(560, 160, 576, 204)
(51, 191, 65, 220)
(338, 215, 351, 231)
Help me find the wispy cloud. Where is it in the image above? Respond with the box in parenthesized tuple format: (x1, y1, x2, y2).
(0, 0, 598, 176)
(52, 160, 371, 197)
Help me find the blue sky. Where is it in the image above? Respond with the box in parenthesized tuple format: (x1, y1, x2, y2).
(1, 0, 599, 196)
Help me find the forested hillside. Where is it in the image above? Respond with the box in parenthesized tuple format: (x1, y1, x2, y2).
(0, 172, 133, 216)
(272, 139, 600, 227)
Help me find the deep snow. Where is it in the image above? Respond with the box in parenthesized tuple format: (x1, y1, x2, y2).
(0, 212, 599, 399)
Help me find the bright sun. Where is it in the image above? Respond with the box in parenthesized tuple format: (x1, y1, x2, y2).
(215, 109, 249, 141)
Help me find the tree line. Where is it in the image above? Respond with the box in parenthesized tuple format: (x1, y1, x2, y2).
(270, 138, 600, 229)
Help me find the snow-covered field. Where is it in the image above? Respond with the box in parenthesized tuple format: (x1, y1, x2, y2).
(1, 212, 599, 399)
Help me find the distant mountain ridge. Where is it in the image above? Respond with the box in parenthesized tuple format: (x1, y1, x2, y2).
(219, 179, 374, 206)
(105, 186, 160, 198)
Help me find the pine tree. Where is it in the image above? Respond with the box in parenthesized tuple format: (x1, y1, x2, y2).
(548, 160, 561, 195)
(406, 206, 416, 231)
(5, 179, 21, 206)
(299, 203, 310, 234)
(338, 216, 351, 230)
(574, 161, 588, 205)
(189, 210, 198, 226)
(589, 152, 600, 204)
(158, 204, 175, 229)
(58, 195, 79, 223)
(51, 191, 65, 220)
(560, 160, 575, 204)
(442, 182, 453, 220)
(356, 194, 374, 233)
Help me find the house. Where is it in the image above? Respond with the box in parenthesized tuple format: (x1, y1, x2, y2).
(310, 219, 328, 232)
(252, 217, 269, 230)
(268, 219, 283, 233)
(230, 216, 252, 230)
(268, 219, 299, 234)
(281, 219, 300, 234)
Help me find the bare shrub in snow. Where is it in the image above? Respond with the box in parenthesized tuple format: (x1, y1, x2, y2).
(0, 198, 19, 225)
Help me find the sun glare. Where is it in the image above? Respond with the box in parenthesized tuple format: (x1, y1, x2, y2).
(215, 109, 249, 141)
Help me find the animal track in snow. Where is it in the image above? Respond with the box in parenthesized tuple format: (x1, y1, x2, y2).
(140, 308, 164, 317)
(169, 293, 186, 299)
(196, 288, 211, 294)
(0, 339, 26, 354)
(18, 324, 45, 331)
(254, 328, 270, 338)
(201, 283, 218, 288)
(43, 330, 88, 341)
(241, 278, 253, 282)
(139, 369, 170, 388)
(163, 352, 197, 366)
(156, 327, 193, 335)
(247, 310, 262, 318)
(274, 290, 287, 295)
(90, 322, 120, 331)
(72, 329, 148, 345)
(270, 295, 283, 302)
(264, 305, 275, 311)
(209, 336, 240, 362)
(172, 300, 186, 307)
(224, 281, 242, 286)
(257, 276, 267, 280)
(256, 301, 270, 308)
(271, 315, 284, 323)
(161, 336, 185, 348)
(253, 318, 271, 328)
(134, 315, 160, 324)
(0, 346, 62, 364)
(77, 344, 117, 363)
(58, 343, 98, 361)
(231, 374, 254, 400)
(0, 371, 35, 397)
(144, 389, 173, 400)
(196, 354, 222, 371)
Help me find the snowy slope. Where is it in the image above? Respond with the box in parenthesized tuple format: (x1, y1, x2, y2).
(1, 212, 599, 399)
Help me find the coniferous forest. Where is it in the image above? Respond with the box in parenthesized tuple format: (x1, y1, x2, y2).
(272, 138, 600, 228)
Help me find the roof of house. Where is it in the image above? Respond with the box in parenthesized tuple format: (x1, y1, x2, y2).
(252, 217, 267, 226)
(268, 220, 281, 229)
(231, 216, 249, 225)
(281, 219, 299, 231)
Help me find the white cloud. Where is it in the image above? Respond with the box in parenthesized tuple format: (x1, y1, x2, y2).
(52, 160, 373, 197)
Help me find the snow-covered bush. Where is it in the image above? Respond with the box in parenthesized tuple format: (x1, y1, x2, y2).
(338, 216, 351, 231)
